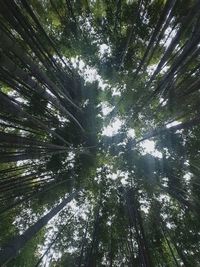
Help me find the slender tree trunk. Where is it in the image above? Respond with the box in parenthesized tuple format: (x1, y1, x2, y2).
(0, 172, 50, 193)
(0, 28, 79, 110)
(136, 115, 200, 144)
(0, 178, 72, 215)
(147, 2, 200, 87)
(21, 0, 72, 73)
(0, 190, 79, 265)
(125, 188, 152, 267)
(145, 8, 177, 69)
(78, 220, 89, 267)
(136, 0, 176, 74)
(85, 202, 101, 267)
(0, 163, 36, 176)
(0, 132, 68, 150)
(0, 0, 76, 100)
(0, 176, 56, 195)
(171, 237, 191, 267)
(161, 225, 179, 267)
(159, 184, 194, 210)
(109, 226, 114, 267)
(34, 224, 66, 267)
(0, 91, 70, 145)
(0, 53, 83, 131)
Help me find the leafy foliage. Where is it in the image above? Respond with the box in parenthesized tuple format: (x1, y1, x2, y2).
(0, 0, 200, 266)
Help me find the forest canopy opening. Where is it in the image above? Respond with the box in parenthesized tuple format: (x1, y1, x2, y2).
(0, 0, 200, 266)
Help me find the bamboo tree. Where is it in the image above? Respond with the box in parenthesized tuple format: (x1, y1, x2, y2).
(0, 190, 79, 265)
(0, 27, 79, 110)
(0, 1, 200, 265)
(0, 92, 70, 145)
(136, 115, 200, 144)
(136, 0, 176, 75)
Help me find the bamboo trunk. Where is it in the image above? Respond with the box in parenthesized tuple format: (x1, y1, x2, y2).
(0, 190, 79, 265)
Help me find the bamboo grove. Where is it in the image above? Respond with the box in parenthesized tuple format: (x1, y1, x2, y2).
(0, 0, 200, 266)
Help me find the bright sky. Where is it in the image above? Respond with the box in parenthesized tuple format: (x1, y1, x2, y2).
(102, 118, 124, 136)
(140, 140, 162, 158)
(70, 57, 108, 90)
(98, 43, 111, 59)
(40, 57, 164, 264)
(101, 103, 162, 158)
(39, 195, 90, 266)
(101, 102, 113, 116)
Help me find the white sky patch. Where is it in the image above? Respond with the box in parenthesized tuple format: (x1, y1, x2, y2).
(99, 43, 111, 59)
(57, 113, 69, 124)
(98, 79, 108, 90)
(120, 171, 129, 185)
(127, 128, 135, 138)
(158, 193, 171, 203)
(16, 159, 30, 166)
(162, 24, 177, 49)
(15, 97, 28, 105)
(112, 86, 121, 96)
(159, 97, 167, 106)
(102, 118, 124, 136)
(70, 57, 108, 90)
(84, 67, 98, 83)
(101, 102, 113, 116)
(80, 16, 96, 39)
(183, 172, 192, 184)
(107, 169, 124, 181)
(161, 65, 170, 74)
(147, 64, 169, 76)
(146, 64, 157, 76)
(139, 140, 162, 158)
(82, 99, 89, 107)
(166, 120, 180, 128)
(46, 88, 58, 98)
(166, 221, 175, 229)
(140, 198, 150, 214)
